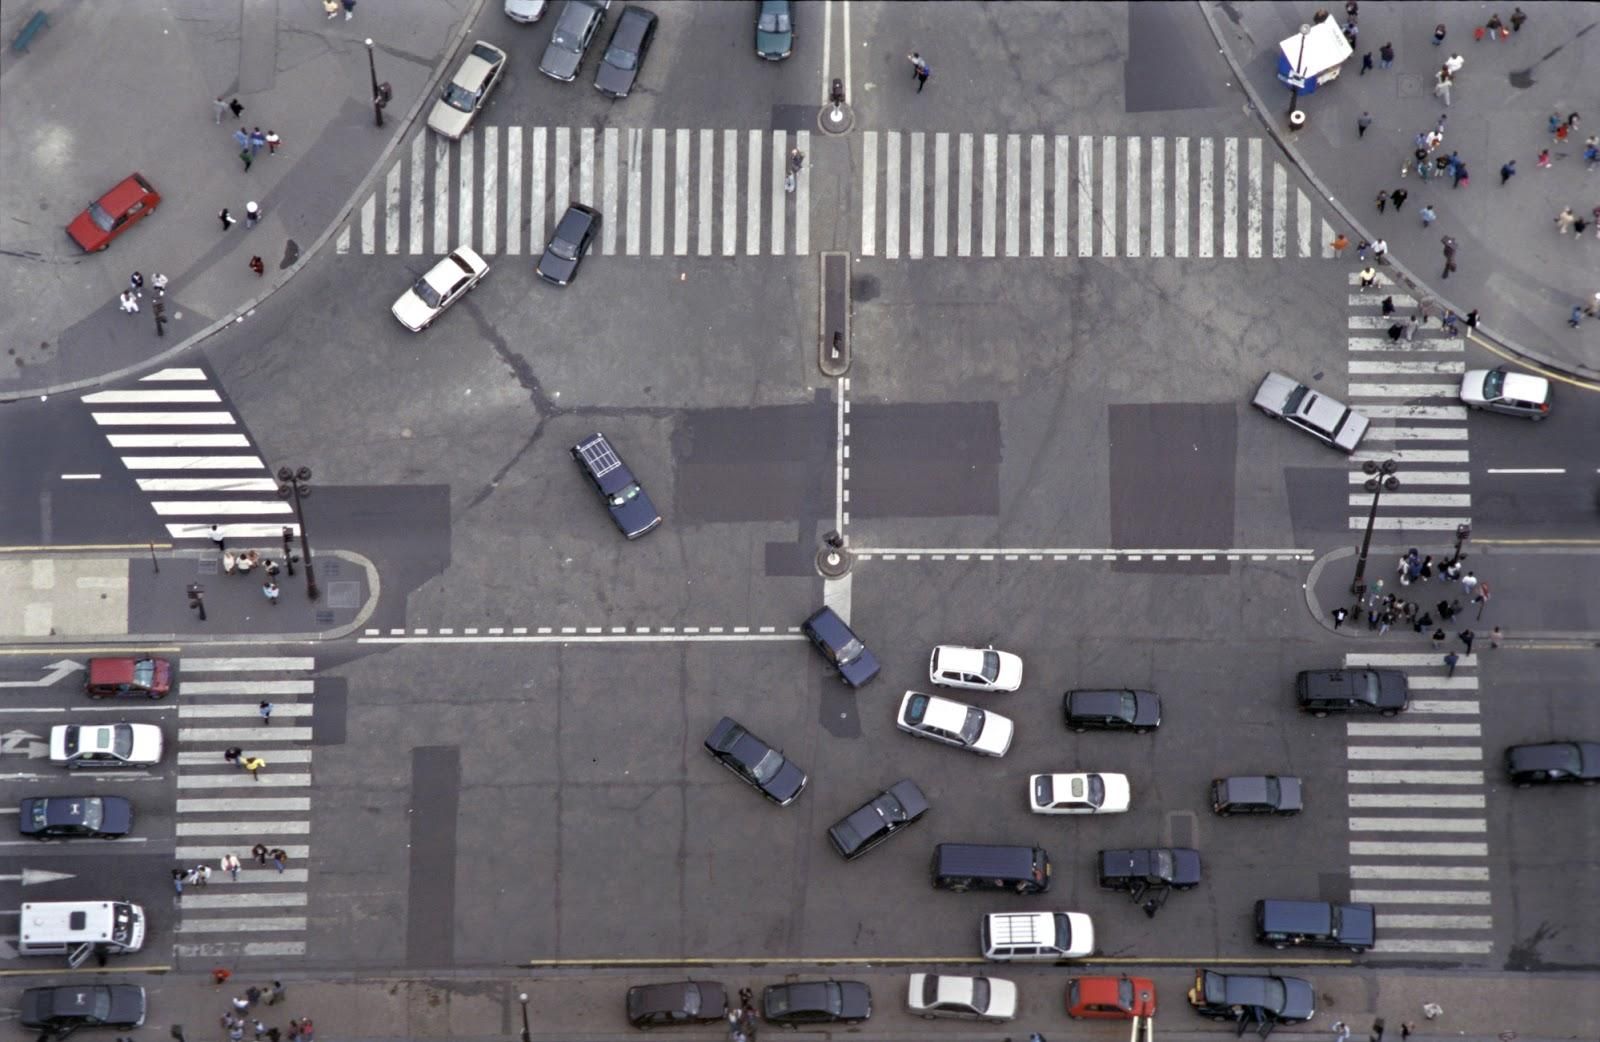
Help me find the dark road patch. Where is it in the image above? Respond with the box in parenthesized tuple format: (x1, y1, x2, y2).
(848, 401, 1001, 519)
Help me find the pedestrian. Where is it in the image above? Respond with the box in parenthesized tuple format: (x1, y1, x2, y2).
(1590, 138, 1600, 169)
(222, 852, 242, 881)
(1387, 322, 1405, 342)
(1500, 159, 1516, 184)
(249, 127, 266, 154)
(233, 125, 250, 151)
(1404, 315, 1418, 341)
(1372, 1018, 1386, 1042)
(126, 270, 143, 295)
(1343, 20, 1358, 45)
(323, 0, 338, 16)
(220, 208, 237, 232)
(223, 1013, 242, 1031)
(246, 985, 262, 1007)
(1485, 13, 1504, 38)
(224, 745, 243, 766)
(253, 843, 269, 865)
(1536, 148, 1551, 169)
(1419, 204, 1436, 227)
(1333, 1021, 1351, 1042)
(1375, 189, 1389, 213)
(152, 272, 168, 296)
(1554, 121, 1569, 144)
(172, 867, 184, 897)
(1459, 628, 1475, 654)
(119, 291, 140, 315)
(254, 1020, 269, 1040)
(1490, 626, 1502, 649)
(263, 580, 280, 603)
(1465, 308, 1479, 330)
(266, 129, 281, 154)
(1437, 599, 1455, 621)
(260, 700, 273, 724)
(1510, 7, 1526, 31)
(1432, 23, 1446, 46)
(244, 755, 266, 780)
(268, 980, 286, 1005)
(1574, 214, 1591, 237)
(1444, 651, 1459, 677)
(1390, 188, 1408, 210)
(1357, 111, 1372, 138)
(1420, 554, 1434, 580)
(1414, 611, 1433, 634)
(341, 0, 356, 18)
(1401, 1023, 1415, 1040)
(1442, 258, 1457, 279)
(197, 864, 212, 886)
(249, 256, 265, 277)
(214, 96, 229, 124)
(1572, 305, 1585, 328)
(1381, 295, 1396, 316)
(229, 1025, 245, 1042)
(907, 52, 929, 92)
(1331, 606, 1348, 629)
(1445, 53, 1464, 75)
(229, 97, 244, 118)
(268, 1030, 281, 1042)
(233, 995, 250, 1014)
(1360, 51, 1373, 74)
(1422, 1002, 1443, 1020)
(1397, 555, 1411, 583)
(1462, 570, 1480, 597)
(1451, 161, 1468, 188)
(1331, 233, 1350, 257)
(246, 200, 261, 228)
(1379, 41, 1394, 67)
(271, 848, 288, 873)
(1357, 238, 1371, 260)
(214, 967, 233, 988)
(1359, 266, 1379, 290)
(265, 558, 281, 578)
(240, 149, 253, 173)
(1434, 73, 1451, 106)
(1371, 238, 1388, 261)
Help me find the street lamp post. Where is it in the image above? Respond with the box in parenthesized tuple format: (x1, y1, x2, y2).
(276, 466, 319, 601)
(1288, 23, 1311, 117)
(365, 38, 384, 128)
(186, 584, 207, 622)
(518, 993, 531, 1042)
(1350, 459, 1400, 604)
(1446, 522, 1472, 567)
(281, 525, 297, 576)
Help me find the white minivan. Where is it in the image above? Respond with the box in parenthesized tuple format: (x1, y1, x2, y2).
(18, 901, 146, 967)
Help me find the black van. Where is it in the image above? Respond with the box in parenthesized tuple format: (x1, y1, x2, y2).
(931, 843, 1051, 895)
(1254, 899, 1376, 953)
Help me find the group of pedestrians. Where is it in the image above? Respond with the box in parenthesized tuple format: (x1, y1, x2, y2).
(224, 745, 271, 780)
(1332, 549, 1498, 652)
(210, 528, 284, 604)
(211, 980, 312, 1042)
(116, 269, 168, 316)
(213, 96, 278, 279)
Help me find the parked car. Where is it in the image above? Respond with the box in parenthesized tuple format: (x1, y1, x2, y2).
(19, 796, 133, 840)
(1211, 775, 1303, 816)
(1460, 367, 1551, 420)
(1097, 848, 1202, 900)
(928, 644, 1023, 692)
(1067, 975, 1156, 1020)
(754, 0, 793, 60)
(67, 173, 161, 252)
(536, 203, 602, 285)
(761, 980, 870, 1025)
(1029, 772, 1130, 814)
(21, 984, 146, 1035)
(1504, 741, 1600, 786)
(49, 724, 163, 769)
(897, 691, 1013, 756)
(1255, 899, 1376, 953)
(85, 656, 171, 699)
(1187, 969, 1314, 1034)
(391, 246, 490, 331)
(826, 779, 928, 860)
(801, 606, 879, 687)
(426, 41, 508, 140)
(981, 910, 1094, 961)
(1252, 371, 1369, 452)
(594, 5, 656, 97)
(541, 0, 610, 81)
(1296, 668, 1409, 717)
(503, 0, 548, 23)
(703, 716, 806, 806)
(906, 974, 1016, 1021)
(1062, 688, 1161, 734)
(570, 432, 662, 539)
(625, 980, 728, 1028)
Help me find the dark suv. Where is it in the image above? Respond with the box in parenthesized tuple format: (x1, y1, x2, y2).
(1062, 689, 1161, 733)
(594, 5, 656, 97)
(802, 606, 880, 687)
(1296, 668, 1409, 717)
(1211, 775, 1303, 816)
(571, 432, 661, 539)
(1254, 899, 1376, 953)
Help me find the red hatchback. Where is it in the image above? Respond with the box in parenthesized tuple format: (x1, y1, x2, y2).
(1067, 975, 1156, 1019)
(67, 173, 161, 251)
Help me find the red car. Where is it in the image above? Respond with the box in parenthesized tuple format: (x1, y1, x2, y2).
(1067, 975, 1155, 1019)
(67, 173, 161, 251)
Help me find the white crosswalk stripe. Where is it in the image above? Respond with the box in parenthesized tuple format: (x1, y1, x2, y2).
(1343, 652, 1494, 958)
(170, 656, 317, 962)
(338, 125, 810, 258)
(82, 372, 299, 542)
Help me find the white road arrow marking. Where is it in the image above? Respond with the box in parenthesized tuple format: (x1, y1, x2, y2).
(0, 869, 76, 886)
(0, 660, 85, 689)
(0, 731, 49, 758)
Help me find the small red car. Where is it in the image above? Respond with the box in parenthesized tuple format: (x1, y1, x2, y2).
(67, 173, 161, 251)
(85, 656, 172, 699)
(1067, 975, 1156, 1019)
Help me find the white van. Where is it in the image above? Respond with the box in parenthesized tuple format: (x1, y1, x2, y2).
(981, 911, 1094, 961)
(18, 901, 146, 967)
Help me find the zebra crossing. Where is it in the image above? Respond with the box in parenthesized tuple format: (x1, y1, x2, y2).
(859, 131, 1338, 259)
(337, 125, 811, 258)
(1343, 651, 1492, 957)
(81, 367, 296, 543)
(1345, 274, 1473, 532)
(171, 656, 317, 961)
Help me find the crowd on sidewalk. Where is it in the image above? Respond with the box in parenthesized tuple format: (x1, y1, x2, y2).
(205, 973, 315, 1042)
(1330, 547, 1500, 654)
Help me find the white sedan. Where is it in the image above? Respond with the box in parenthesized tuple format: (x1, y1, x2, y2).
(50, 723, 164, 769)
(896, 691, 1013, 757)
(391, 246, 490, 331)
(929, 645, 1023, 692)
(1029, 772, 1130, 814)
(906, 974, 1017, 1022)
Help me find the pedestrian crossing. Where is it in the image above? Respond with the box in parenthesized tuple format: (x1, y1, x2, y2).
(1342, 651, 1493, 957)
(1345, 275, 1473, 532)
(171, 656, 317, 961)
(337, 125, 812, 258)
(81, 368, 297, 543)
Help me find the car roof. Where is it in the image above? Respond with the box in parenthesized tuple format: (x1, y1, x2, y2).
(804, 606, 854, 647)
(1500, 371, 1550, 400)
(454, 43, 506, 88)
(100, 174, 155, 212)
(1253, 371, 1299, 413)
(1070, 689, 1128, 712)
(554, 204, 598, 236)
(934, 645, 988, 673)
(918, 693, 972, 730)
(615, 5, 655, 40)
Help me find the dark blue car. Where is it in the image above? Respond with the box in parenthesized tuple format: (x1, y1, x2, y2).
(802, 606, 879, 687)
(571, 432, 661, 539)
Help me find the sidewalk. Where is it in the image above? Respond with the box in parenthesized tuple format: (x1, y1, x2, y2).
(1203, 2, 1600, 381)
(0, 0, 477, 400)
(0, 547, 377, 643)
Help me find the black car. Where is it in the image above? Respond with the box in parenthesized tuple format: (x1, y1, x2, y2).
(594, 5, 656, 98)
(19, 796, 133, 840)
(1505, 741, 1600, 787)
(1062, 689, 1161, 733)
(537, 203, 602, 285)
(762, 980, 871, 1025)
(540, 0, 609, 81)
(1211, 775, 1303, 816)
(801, 606, 880, 687)
(1187, 969, 1314, 1035)
(1098, 847, 1202, 901)
(1295, 668, 1409, 717)
(703, 716, 807, 806)
(625, 980, 729, 1028)
(21, 985, 146, 1036)
(571, 432, 661, 539)
(826, 779, 929, 860)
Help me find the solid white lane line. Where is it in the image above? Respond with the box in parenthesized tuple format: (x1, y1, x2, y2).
(112, 435, 250, 449)
(458, 132, 474, 249)
(1486, 467, 1565, 474)
(1359, 405, 1469, 419)
(625, 127, 641, 255)
(178, 750, 312, 765)
(580, 126, 595, 208)
(698, 128, 712, 257)
(179, 680, 313, 695)
(1351, 360, 1466, 374)
(1347, 770, 1483, 785)
(1347, 469, 1469, 483)
(1349, 817, 1487, 833)
(1348, 383, 1462, 397)
(176, 797, 311, 812)
(860, 130, 877, 256)
(180, 657, 314, 671)
(553, 127, 570, 236)
(176, 821, 310, 835)
(1295, 183, 1309, 257)
(1125, 134, 1140, 257)
(1100, 134, 1116, 257)
(1004, 132, 1020, 257)
(1249, 139, 1266, 257)
(177, 774, 311, 789)
(386, 160, 403, 253)
(744, 128, 759, 256)
(1407, 677, 1480, 691)
(1347, 493, 1471, 507)
(409, 132, 425, 255)
(84, 390, 222, 404)
(983, 132, 998, 257)
(1348, 794, 1485, 808)
(602, 127, 619, 256)
(92, 412, 236, 426)
(176, 727, 313, 742)
(1353, 890, 1490, 905)
(432, 134, 449, 253)
(1364, 427, 1471, 442)
(1222, 136, 1238, 258)
(530, 126, 547, 250)
(1172, 135, 1188, 257)
(909, 131, 925, 259)
(1349, 840, 1488, 856)
(1350, 865, 1489, 880)
(179, 704, 313, 719)
(1077, 134, 1093, 257)
(136, 478, 279, 492)
(1345, 746, 1482, 760)
(152, 501, 292, 516)
(177, 893, 308, 909)
(934, 132, 949, 257)
(1053, 134, 1068, 257)
(884, 130, 899, 260)
(794, 128, 810, 255)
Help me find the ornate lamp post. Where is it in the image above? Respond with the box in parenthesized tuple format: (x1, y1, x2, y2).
(1351, 458, 1399, 604)
(276, 466, 319, 601)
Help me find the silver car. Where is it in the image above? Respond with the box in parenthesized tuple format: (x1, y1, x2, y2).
(1460, 367, 1551, 420)
(426, 41, 508, 140)
(540, 0, 609, 81)
(1252, 371, 1369, 452)
(391, 246, 490, 331)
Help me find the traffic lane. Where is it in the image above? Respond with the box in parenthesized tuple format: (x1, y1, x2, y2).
(1466, 382, 1600, 538)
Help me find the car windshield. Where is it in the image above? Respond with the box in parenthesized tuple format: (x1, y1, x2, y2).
(969, 978, 989, 1010)
(1118, 977, 1133, 1008)
(1086, 774, 1105, 805)
(905, 694, 928, 723)
(959, 707, 985, 744)
(1483, 369, 1505, 397)
(552, 27, 582, 51)
(980, 650, 1001, 680)
(1262, 777, 1281, 802)
(440, 83, 478, 113)
(133, 660, 156, 686)
(28, 802, 48, 828)
(604, 45, 637, 69)
(750, 748, 783, 784)
(1282, 383, 1309, 414)
(759, 12, 791, 32)
(1117, 691, 1138, 721)
(834, 636, 863, 663)
(63, 727, 83, 755)
(550, 236, 580, 261)
(112, 725, 133, 757)
(1151, 849, 1173, 878)
(411, 277, 443, 308)
(88, 202, 117, 232)
(607, 482, 641, 507)
(1261, 977, 1286, 1011)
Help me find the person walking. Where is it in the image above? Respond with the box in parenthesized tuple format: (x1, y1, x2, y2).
(1418, 204, 1436, 227)
(1382, 295, 1396, 316)
(1556, 207, 1577, 233)
(268, 981, 287, 1006)
(1510, 7, 1526, 31)
(1500, 159, 1516, 184)
(1434, 71, 1451, 106)
(1358, 111, 1372, 138)
(220, 208, 237, 232)
(1360, 51, 1373, 75)
(252, 843, 270, 865)
(249, 255, 265, 277)
(323, 0, 339, 16)
(152, 272, 168, 296)
(266, 129, 281, 155)
(1573, 305, 1587, 328)
(341, 0, 356, 18)
(1358, 266, 1379, 290)
(244, 755, 266, 780)
(1375, 189, 1389, 214)
(907, 52, 930, 92)
(1331, 607, 1348, 630)
(1379, 41, 1394, 67)
(1333, 1021, 1351, 1042)
(260, 701, 274, 725)
(1371, 238, 1389, 261)
(213, 96, 229, 124)
(1389, 188, 1408, 210)
(172, 867, 185, 898)
(1404, 315, 1418, 341)
(227, 96, 245, 119)
(196, 864, 212, 886)
(119, 291, 140, 315)
(249, 127, 266, 155)
(1485, 12, 1505, 38)
(224, 745, 243, 767)
(209, 524, 228, 552)
(1461, 570, 1479, 597)
(1451, 161, 1468, 188)
(1490, 626, 1502, 648)
(1536, 148, 1551, 169)
(271, 849, 288, 873)
(233, 125, 250, 151)
(222, 852, 242, 881)
(1372, 1017, 1387, 1042)
(245, 200, 261, 228)
(1444, 651, 1459, 678)
(1331, 233, 1350, 257)
(1441, 257, 1457, 279)
(1459, 628, 1476, 654)
(1445, 53, 1464, 75)
(240, 148, 253, 173)
(263, 579, 280, 603)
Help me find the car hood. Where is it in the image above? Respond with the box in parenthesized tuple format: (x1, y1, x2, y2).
(983, 976, 1019, 1017)
(993, 652, 1024, 690)
(66, 210, 107, 250)
(608, 486, 661, 538)
(1063, 912, 1095, 956)
(1278, 976, 1316, 1021)
(391, 290, 436, 331)
(1303, 394, 1367, 451)
(594, 61, 634, 96)
(425, 100, 472, 140)
(838, 645, 881, 687)
(1169, 847, 1203, 885)
(1131, 691, 1162, 727)
(541, 44, 582, 80)
(834, 981, 872, 1019)
(504, 0, 547, 20)
(971, 711, 1014, 756)
(756, 29, 791, 57)
(1274, 776, 1305, 811)
(765, 759, 808, 804)
(98, 796, 135, 833)
(129, 725, 164, 762)
(538, 248, 580, 284)
(1096, 773, 1132, 812)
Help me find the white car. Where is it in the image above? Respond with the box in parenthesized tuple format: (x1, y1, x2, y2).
(896, 691, 1013, 757)
(929, 645, 1023, 692)
(426, 41, 508, 140)
(503, 0, 548, 22)
(50, 723, 163, 769)
(1029, 772, 1131, 815)
(1459, 367, 1551, 420)
(391, 246, 490, 331)
(906, 974, 1017, 1022)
